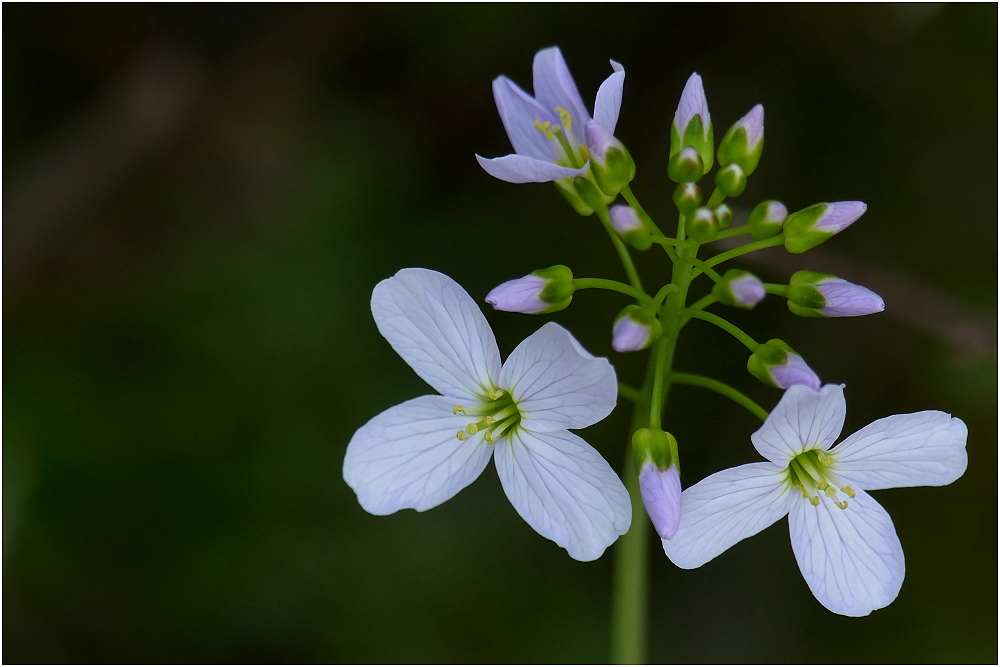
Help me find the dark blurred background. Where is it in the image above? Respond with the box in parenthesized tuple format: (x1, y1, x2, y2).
(3, 4, 996, 663)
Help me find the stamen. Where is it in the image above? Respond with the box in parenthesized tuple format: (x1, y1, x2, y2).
(817, 479, 830, 491)
(465, 423, 478, 435)
(453, 406, 467, 415)
(793, 483, 809, 499)
(489, 415, 519, 442)
(487, 388, 507, 400)
(810, 496, 820, 506)
(816, 450, 834, 466)
(835, 500, 848, 510)
(456, 431, 468, 441)
(824, 486, 838, 499)
(555, 106, 573, 131)
(841, 486, 856, 498)
(533, 119, 557, 140)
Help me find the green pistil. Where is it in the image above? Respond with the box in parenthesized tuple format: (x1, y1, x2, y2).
(787, 449, 855, 510)
(454, 389, 521, 444)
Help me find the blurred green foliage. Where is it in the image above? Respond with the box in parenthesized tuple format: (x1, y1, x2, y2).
(4, 4, 996, 663)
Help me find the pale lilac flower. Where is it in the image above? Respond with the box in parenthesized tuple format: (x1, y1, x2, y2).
(769, 355, 821, 390)
(485, 274, 548, 313)
(748, 339, 821, 390)
(608, 204, 643, 235)
(788, 271, 885, 317)
(713, 269, 765, 309)
(815, 201, 867, 233)
(344, 268, 630, 561)
(784, 201, 868, 253)
(584, 118, 624, 166)
(664, 384, 967, 616)
(673, 73, 710, 139)
(640, 462, 682, 539)
(612, 306, 660, 352)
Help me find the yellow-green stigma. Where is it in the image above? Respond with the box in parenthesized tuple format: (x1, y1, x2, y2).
(787, 449, 855, 510)
(453, 389, 521, 445)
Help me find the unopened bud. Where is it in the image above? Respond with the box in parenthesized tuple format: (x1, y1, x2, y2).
(713, 203, 733, 229)
(747, 339, 821, 390)
(554, 179, 593, 217)
(632, 428, 681, 540)
(585, 119, 635, 197)
(786, 271, 885, 317)
(712, 269, 765, 309)
(714, 163, 747, 197)
(609, 204, 652, 251)
(670, 73, 713, 176)
(612, 305, 662, 352)
(485, 265, 575, 314)
(668, 146, 704, 183)
(747, 200, 788, 240)
(573, 175, 613, 211)
(783, 201, 867, 253)
(672, 182, 702, 214)
(717, 104, 764, 176)
(687, 206, 718, 243)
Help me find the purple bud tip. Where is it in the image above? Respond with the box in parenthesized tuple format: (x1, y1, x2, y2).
(485, 275, 548, 314)
(816, 201, 867, 234)
(740, 104, 764, 147)
(766, 200, 789, 222)
(770, 353, 821, 391)
(815, 278, 886, 317)
(675, 72, 710, 132)
(639, 462, 681, 540)
(609, 204, 643, 235)
(612, 314, 652, 352)
(730, 273, 766, 308)
(584, 119, 619, 163)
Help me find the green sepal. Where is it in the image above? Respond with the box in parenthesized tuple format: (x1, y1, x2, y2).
(787, 301, 828, 318)
(747, 338, 796, 387)
(790, 270, 835, 285)
(714, 163, 747, 197)
(713, 204, 733, 229)
(631, 428, 678, 473)
(687, 207, 718, 243)
(623, 228, 653, 251)
(748, 200, 787, 240)
(532, 265, 575, 311)
(554, 178, 593, 217)
(787, 284, 825, 309)
(592, 146, 636, 197)
(718, 125, 764, 176)
(672, 182, 702, 214)
(573, 176, 608, 211)
(671, 116, 713, 177)
(783, 203, 831, 253)
(667, 147, 704, 183)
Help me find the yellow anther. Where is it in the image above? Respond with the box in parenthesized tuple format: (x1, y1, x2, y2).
(555, 106, 573, 131)
(810, 496, 821, 506)
(488, 388, 507, 400)
(817, 479, 830, 491)
(453, 405, 467, 415)
(533, 119, 556, 139)
(465, 423, 479, 435)
(456, 430, 468, 441)
(841, 486, 856, 498)
(835, 500, 849, 510)
(793, 483, 808, 499)
(816, 451, 834, 466)
(824, 486, 839, 499)
(484, 431, 497, 445)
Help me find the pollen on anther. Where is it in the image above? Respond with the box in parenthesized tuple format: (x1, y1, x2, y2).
(841, 486, 856, 498)
(465, 423, 479, 435)
(554, 106, 573, 131)
(453, 406, 467, 415)
(809, 496, 821, 506)
(835, 501, 849, 510)
(456, 431, 468, 441)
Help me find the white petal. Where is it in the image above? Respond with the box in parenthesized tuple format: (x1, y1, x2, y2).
(343, 395, 494, 515)
(593, 60, 625, 134)
(830, 412, 968, 491)
(499, 322, 617, 432)
(494, 429, 630, 561)
(788, 488, 904, 617)
(371, 268, 502, 402)
(663, 463, 792, 569)
(751, 384, 846, 464)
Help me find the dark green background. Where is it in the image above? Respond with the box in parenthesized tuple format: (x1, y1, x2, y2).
(4, 4, 996, 663)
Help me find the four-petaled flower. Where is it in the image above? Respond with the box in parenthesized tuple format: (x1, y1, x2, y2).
(663, 384, 967, 616)
(343, 268, 631, 561)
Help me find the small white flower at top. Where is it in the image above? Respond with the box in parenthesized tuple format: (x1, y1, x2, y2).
(663, 384, 967, 616)
(343, 268, 631, 561)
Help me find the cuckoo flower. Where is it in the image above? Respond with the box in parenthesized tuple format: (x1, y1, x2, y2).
(476, 47, 626, 184)
(663, 384, 968, 616)
(343, 268, 631, 561)
(786, 271, 885, 318)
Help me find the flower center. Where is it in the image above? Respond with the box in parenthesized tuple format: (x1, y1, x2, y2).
(787, 448, 856, 510)
(453, 389, 521, 445)
(534, 106, 589, 169)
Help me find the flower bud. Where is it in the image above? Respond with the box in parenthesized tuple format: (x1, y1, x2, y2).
(609, 204, 652, 251)
(747, 339, 821, 390)
(573, 175, 614, 211)
(632, 428, 681, 540)
(670, 73, 713, 177)
(712, 269, 765, 309)
(485, 265, 575, 314)
(672, 182, 702, 214)
(747, 200, 788, 240)
(687, 206, 718, 243)
(553, 179, 593, 217)
(585, 119, 635, 197)
(717, 104, 764, 176)
(783, 201, 867, 253)
(786, 271, 885, 318)
(714, 163, 747, 197)
(713, 203, 733, 229)
(667, 146, 704, 183)
(612, 305, 662, 352)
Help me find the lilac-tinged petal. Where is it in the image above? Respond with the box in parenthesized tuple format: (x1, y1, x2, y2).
(815, 201, 867, 234)
(500, 322, 617, 432)
(584, 119, 622, 164)
(639, 462, 681, 539)
(344, 395, 494, 514)
(739, 104, 765, 148)
(492, 76, 559, 162)
(769, 353, 822, 390)
(476, 153, 586, 184)
(674, 72, 710, 133)
(663, 462, 792, 568)
(485, 274, 548, 314)
(730, 273, 766, 308)
(608, 204, 642, 234)
(495, 428, 631, 561)
(788, 488, 904, 617)
(371, 268, 502, 401)
(751, 384, 846, 464)
(830, 412, 968, 491)
(532, 46, 590, 146)
(816, 279, 885, 317)
(594, 59, 625, 134)
(612, 315, 653, 353)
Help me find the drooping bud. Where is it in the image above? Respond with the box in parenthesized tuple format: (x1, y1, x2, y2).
(783, 201, 867, 253)
(612, 305, 662, 352)
(553, 178, 593, 217)
(712, 269, 766, 309)
(717, 104, 764, 176)
(670, 73, 713, 177)
(667, 146, 704, 183)
(747, 339, 821, 390)
(485, 265, 575, 314)
(687, 206, 718, 243)
(672, 182, 702, 214)
(713, 203, 733, 229)
(786, 271, 885, 317)
(714, 163, 747, 197)
(747, 200, 788, 240)
(609, 204, 652, 251)
(632, 428, 681, 540)
(585, 119, 635, 197)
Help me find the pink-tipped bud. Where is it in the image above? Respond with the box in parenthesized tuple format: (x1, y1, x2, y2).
(608, 204, 643, 235)
(748, 339, 821, 390)
(612, 305, 661, 352)
(787, 271, 884, 317)
(485, 265, 575, 314)
(639, 461, 681, 540)
(713, 269, 766, 309)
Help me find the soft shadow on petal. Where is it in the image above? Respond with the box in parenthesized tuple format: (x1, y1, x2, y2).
(492, 75, 560, 162)
(494, 428, 631, 561)
(831, 412, 968, 490)
(499, 321, 617, 431)
(663, 462, 791, 569)
(532, 46, 590, 146)
(371, 268, 502, 401)
(751, 384, 846, 464)
(343, 395, 494, 515)
(788, 488, 904, 617)
(593, 60, 625, 134)
(475, 153, 586, 184)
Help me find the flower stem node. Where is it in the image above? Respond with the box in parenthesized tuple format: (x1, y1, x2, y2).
(486, 265, 576, 314)
(673, 182, 703, 214)
(714, 163, 747, 198)
(712, 269, 766, 309)
(747, 339, 821, 390)
(609, 204, 652, 251)
(668, 146, 704, 183)
(783, 201, 867, 253)
(717, 104, 764, 176)
(670, 73, 714, 177)
(687, 206, 719, 243)
(632, 428, 682, 539)
(612, 305, 662, 353)
(713, 204, 733, 230)
(786, 270, 885, 317)
(747, 200, 788, 240)
(585, 120, 635, 197)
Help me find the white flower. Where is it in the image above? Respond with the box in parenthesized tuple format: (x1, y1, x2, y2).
(663, 384, 967, 616)
(343, 268, 631, 561)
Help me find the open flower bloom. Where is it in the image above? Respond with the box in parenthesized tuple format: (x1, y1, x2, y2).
(663, 384, 967, 616)
(476, 47, 626, 184)
(344, 268, 631, 561)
